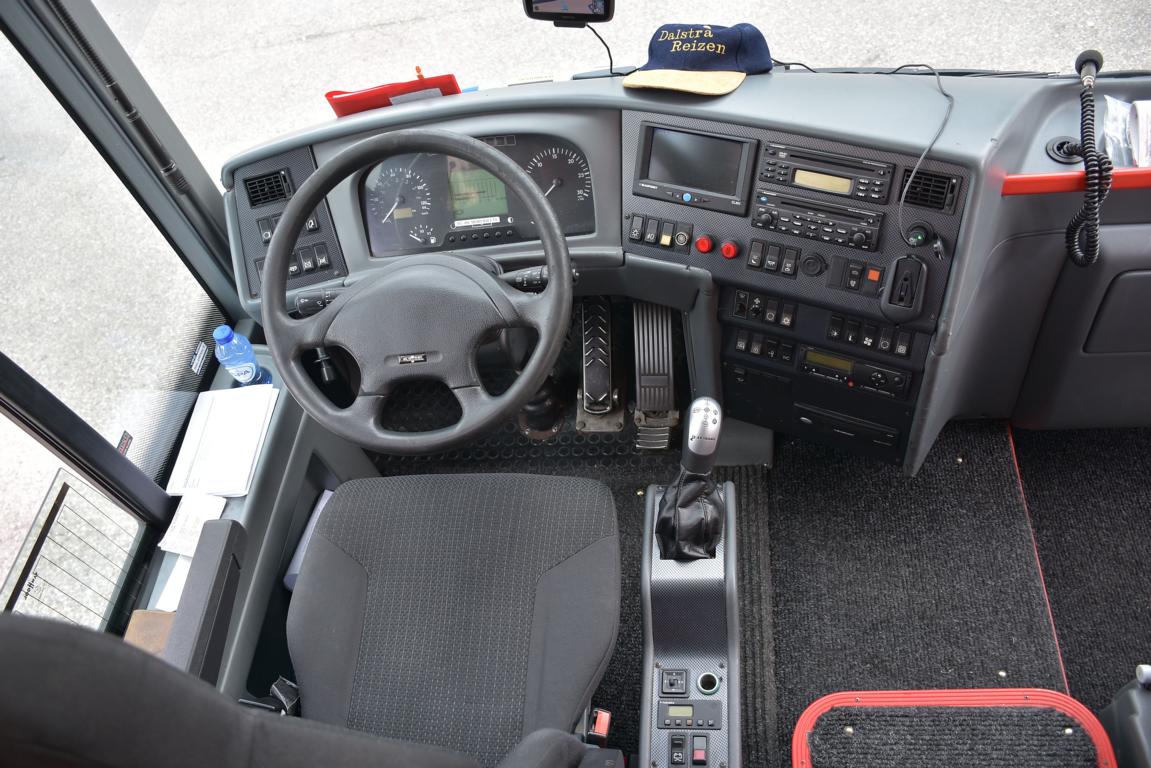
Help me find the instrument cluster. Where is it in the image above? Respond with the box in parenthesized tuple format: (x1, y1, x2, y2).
(360, 134, 595, 257)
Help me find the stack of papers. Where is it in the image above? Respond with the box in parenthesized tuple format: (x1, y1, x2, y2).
(166, 384, 279, 497)
(155, 384, 279, 612)
(1134, 101, 1151, 168)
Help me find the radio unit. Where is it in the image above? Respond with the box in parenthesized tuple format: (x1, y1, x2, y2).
(633, 123, 758, 216)
(799, 346, 910, 398)
(761, 143, 895, 203)
(752, 191, 883, 251)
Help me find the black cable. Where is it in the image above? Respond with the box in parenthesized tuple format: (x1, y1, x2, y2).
(1064, 79, 1113, 266)
(882, 64, 955, 248)
(586, 25, 619, 76)
(771, 58, 819, 74)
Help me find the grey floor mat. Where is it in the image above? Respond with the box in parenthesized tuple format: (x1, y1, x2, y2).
(1013, 427, 1151, 712)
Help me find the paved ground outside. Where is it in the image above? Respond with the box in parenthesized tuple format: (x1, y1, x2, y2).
(1, 0, 1148, 597)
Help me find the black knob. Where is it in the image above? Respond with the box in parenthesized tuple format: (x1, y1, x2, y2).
(800, 253, 827, 277)
(851, 232, 868, 246)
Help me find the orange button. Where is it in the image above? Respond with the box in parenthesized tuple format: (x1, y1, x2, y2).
(866, 268, 881, 282)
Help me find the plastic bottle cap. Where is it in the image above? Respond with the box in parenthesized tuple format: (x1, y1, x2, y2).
(213, 325, 234, 344)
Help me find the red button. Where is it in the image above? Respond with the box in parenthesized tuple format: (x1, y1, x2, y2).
(694, 235, 714, 254)
(720, 241, 740, 259)
(866, 267, 882, 282)
(692, 749, 707, 764)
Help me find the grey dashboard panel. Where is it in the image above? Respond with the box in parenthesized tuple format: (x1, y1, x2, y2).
(219, 71, 1151, 472)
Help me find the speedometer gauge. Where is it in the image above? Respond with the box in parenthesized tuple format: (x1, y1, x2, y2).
(365, 166, 433, 225)
(524, 146, 594, 233)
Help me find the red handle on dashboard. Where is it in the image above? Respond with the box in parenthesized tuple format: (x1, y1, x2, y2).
(325, 68, 461, 118)
(1002, 166, 1151, 195)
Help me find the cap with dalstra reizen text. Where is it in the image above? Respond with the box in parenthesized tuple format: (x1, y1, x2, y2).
(623, 23, 773, 96)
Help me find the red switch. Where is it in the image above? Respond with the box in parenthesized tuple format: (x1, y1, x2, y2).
(694, 235, 714, 254)
(720, 241, 740, 260)
(691, 735, 708, 765)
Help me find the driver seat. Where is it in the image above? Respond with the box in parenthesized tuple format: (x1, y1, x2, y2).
(286, 472, 621, 765)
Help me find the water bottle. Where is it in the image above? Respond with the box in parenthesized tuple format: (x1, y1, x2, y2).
(213, 325, 271, 385)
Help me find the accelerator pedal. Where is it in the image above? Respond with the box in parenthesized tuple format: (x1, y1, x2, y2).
(793, 689, 1116, 768)
(632, 302, 679, 451)
(576, 298, 624, 433)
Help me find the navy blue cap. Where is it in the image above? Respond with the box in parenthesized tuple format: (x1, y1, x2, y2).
(624, 23, 773, 96)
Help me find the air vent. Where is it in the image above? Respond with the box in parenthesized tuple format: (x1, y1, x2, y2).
(244, 169, 292, 208)
(899, 169, 959, 212)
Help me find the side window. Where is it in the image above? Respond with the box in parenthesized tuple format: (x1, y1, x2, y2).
(1, 415, 145, 631)
(0, 34, 222, 625)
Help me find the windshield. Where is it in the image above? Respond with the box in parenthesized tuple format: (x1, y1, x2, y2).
(92, 0, 1150, 181)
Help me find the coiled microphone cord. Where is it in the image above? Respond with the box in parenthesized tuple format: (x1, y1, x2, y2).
(1065, 55, 1113, 267)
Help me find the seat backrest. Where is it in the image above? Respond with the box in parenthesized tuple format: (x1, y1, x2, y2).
(0, 614, 480, 768)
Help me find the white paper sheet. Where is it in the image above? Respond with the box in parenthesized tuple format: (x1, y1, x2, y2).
(166, 384, 279, 497)
(158, 494, 227, 558)
(155, 555, 192, 612)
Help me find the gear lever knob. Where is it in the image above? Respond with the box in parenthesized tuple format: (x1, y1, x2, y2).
(682, 397, 722, 475)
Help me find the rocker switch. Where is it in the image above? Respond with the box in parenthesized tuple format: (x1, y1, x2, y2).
(692, 735, 708, 765)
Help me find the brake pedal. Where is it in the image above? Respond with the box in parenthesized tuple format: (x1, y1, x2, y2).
(633, 302, 679, 451)
(576, 298, 624, 433)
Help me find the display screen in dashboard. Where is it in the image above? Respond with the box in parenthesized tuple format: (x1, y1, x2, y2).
(448, 158, 508, 227)
(646, 127, 746, 197)
(360, 134, 594, 258)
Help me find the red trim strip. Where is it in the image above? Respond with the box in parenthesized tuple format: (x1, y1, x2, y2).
(1002, 166, 1151, 195)
(1007, 423, 1071, 695)
(792, 689, 1116, 768)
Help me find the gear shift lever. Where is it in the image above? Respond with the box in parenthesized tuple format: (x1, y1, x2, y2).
(682, 397, 723, 474)
(655, 397, 725, 560)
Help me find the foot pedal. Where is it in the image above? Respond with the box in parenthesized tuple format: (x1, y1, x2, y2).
(576, 298, 624, 433)
(633, 302, 679, 451)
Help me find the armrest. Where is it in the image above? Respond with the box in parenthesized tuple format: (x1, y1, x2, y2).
(161, 518, 247, 684)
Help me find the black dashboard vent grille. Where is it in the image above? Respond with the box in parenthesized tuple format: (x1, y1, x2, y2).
(244, 169, 292, 207)
(899, 169, 959, 212)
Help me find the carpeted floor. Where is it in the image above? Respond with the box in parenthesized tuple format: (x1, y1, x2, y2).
(753, 421, 1067, 767)
(1012, 427, 1151, 713)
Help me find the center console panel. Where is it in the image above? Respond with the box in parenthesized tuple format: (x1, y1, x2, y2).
(642, 482, 740, 768)
(621, 111, 969, 463)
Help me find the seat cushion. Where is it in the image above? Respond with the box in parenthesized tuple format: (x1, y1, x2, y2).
(287, 473, 620, 767)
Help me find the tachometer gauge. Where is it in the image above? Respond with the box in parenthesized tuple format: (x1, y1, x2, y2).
(524, 146, 594, 232)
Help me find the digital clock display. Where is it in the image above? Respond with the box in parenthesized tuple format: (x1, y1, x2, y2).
(667, 705, 694, 718)
(793, 169, 853, 195)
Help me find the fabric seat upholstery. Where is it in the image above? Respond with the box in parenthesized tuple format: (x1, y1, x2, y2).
(286, 473, 620, 767)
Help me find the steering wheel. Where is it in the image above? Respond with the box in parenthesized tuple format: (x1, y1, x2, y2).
(262, 129, 573, 455)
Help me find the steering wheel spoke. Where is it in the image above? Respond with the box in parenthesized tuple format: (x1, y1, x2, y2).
(452, 384, 494, 414)
(496, 280, 551, 330)
(282, 313, 330, 353)
(348, 392, 388, 424)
